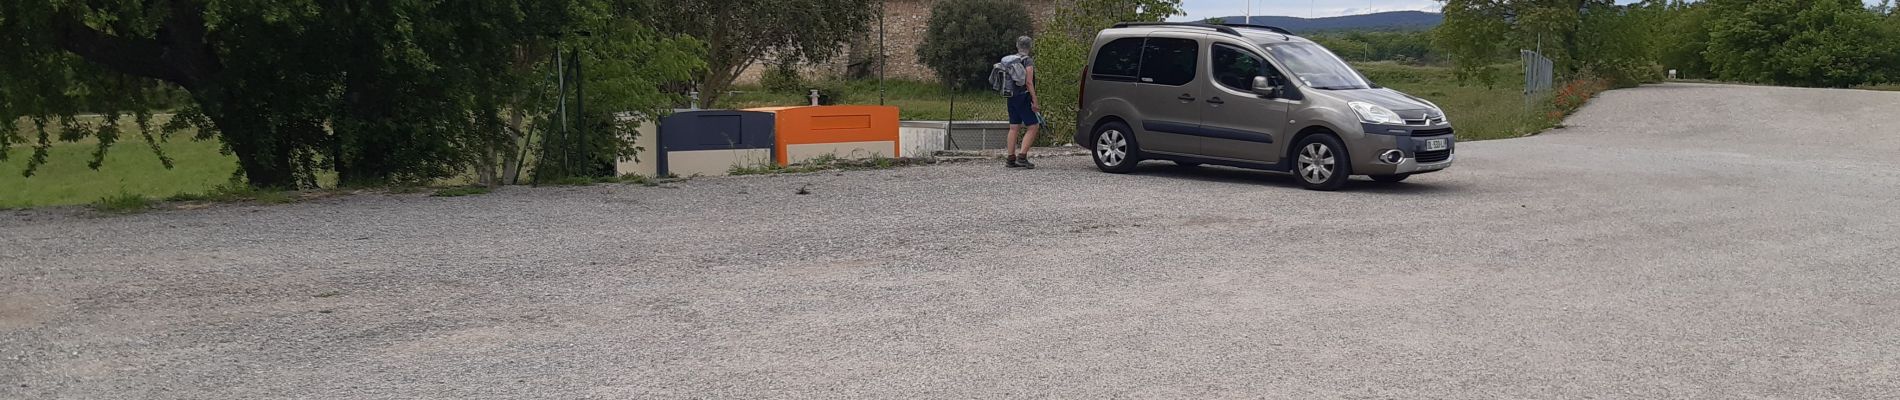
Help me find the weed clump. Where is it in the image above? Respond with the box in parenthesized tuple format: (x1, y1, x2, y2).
(94, 192, 153, 214)
(431, 186, 492, 197)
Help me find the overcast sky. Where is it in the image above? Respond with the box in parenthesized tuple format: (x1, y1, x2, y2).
(1169, 0, 1885, 21)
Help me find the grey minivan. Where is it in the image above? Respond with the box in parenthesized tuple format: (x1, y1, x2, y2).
(1075, 22, 1455, 191)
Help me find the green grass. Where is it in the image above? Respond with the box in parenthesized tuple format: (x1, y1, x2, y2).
(1356, 62, 1566, 141)
(4, 117, 238, 208)
(92, 191, 154, 214)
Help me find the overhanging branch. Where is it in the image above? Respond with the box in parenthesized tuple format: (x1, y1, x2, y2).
(47, 2, 212, 89)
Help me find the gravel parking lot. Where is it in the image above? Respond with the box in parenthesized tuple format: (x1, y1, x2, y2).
(4, 83, 1900, 398)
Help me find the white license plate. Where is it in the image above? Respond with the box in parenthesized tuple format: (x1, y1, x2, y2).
(1424, 139, 1449, 152)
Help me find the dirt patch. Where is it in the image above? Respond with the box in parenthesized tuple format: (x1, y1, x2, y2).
(0, 297, 46, 331)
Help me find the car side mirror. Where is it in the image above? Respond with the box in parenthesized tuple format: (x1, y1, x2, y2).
(1251, 76, 1283, 98)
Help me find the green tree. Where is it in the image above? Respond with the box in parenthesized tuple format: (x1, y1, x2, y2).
(1435, 0, 1518, 86)
(1438, 0, 1664, 87)
(1575, 0, 1664, 86)
(638, 0, 874, 108)
(1036, 0, 1183, 144)
(1, 1, 701, 188)
(1705, 0, 1895, 87)
(917, 0, 1035, 89)
(1655, 0, 1715, 79)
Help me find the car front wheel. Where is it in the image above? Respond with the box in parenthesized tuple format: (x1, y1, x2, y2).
(1294, 134, 1352, 191)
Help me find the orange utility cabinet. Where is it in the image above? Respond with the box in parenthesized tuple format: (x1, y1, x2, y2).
(746, 106, 901, 166)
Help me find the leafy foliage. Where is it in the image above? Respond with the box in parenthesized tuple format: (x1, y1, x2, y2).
(1434, 1, 1515, 86)
(1036, 0, 1184, 145)
(1439, 0, 1899, 88)
(638, 0, 875, 108)
(1, 0, 702, 189)
(761, 63, 808, 94)
(1573, 1, 1665, 87)
(1438, 0, 1664, 88)
(917, 0, 1035, 89)
(1654, 1, 1717, 80)
(1704, 0, 1899, 87)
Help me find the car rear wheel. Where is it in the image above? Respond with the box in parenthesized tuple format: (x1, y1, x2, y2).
(1294, 135, 1352, 191)
(1371, 174, 1410, 183)
(1093, 122, 1140, 173)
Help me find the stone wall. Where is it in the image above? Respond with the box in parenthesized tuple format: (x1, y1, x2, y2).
(736, 0, 1059, 85)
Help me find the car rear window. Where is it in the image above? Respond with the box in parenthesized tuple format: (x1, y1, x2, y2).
(1091, 38, 1145, 81)
(1139, 37, 1198, 86)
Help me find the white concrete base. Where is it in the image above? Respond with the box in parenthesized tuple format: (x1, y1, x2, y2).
(668, 148, 775, 177)
(899, 124, 947, 158)
(615, 115, 661, 178)
(898, 121, 1013, 155)
(785, 141, 896, 164)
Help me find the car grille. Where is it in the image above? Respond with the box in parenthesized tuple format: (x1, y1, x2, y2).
(1403, 114, 1448, 126)
(1412, 128, 1454, 137)
(1416, 149, 1452, 163)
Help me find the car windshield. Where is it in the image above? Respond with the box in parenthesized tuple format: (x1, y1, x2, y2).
(1263, 42, 1371, 90)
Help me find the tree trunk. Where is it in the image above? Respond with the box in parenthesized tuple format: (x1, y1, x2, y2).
(502, 108, 529, 185)
(198, 99, 297, 189)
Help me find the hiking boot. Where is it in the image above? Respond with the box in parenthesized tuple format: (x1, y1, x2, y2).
(1006, 156, 1024, 168)
(1017, 156, 1036, 169)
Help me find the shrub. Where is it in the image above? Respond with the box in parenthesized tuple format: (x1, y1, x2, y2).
(916, 0, 1034, 89)
(761, 63, 806, 94)
(1584, 59, 1664, 88)
(1031, 34, 1089, 144)
(1546, 76, 1613, 122)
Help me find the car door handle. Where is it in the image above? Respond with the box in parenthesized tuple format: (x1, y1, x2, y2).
(1206, 97, 1225, 105)
(1177, 94, 1196, 102)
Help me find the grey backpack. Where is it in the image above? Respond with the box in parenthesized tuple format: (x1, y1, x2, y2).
(989, 55, 1029, 97)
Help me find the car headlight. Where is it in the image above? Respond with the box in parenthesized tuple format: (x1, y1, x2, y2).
(1349, 102, 1405, 125)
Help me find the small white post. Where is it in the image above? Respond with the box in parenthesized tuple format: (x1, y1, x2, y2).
(809, 89, 821, 106)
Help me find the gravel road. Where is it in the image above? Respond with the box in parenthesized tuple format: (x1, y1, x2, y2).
(4, 83, 1900, 399)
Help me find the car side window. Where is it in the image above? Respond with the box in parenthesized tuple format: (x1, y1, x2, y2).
(1139, 37, 1197, 86)
(1212, 44, 1275, 92)
(1091, 38, 1145, 81)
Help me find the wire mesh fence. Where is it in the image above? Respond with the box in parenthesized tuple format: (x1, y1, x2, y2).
(1522, 49, 1555, 95)
(1522, 49, 1555, 112)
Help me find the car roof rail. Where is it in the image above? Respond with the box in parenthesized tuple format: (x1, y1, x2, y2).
(1111, 22, 1241, 37)
(1216, 23, 1294, 35)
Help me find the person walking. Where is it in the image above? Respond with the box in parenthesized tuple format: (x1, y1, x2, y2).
(1002, 36, 1040, 169)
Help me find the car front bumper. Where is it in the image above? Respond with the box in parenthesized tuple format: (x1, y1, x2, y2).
(1351, 123, 1456, 175)
(1392, 154, 1455, 174)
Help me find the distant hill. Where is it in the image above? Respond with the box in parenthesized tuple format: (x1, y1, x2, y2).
(1210, 11, 1443, 33)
